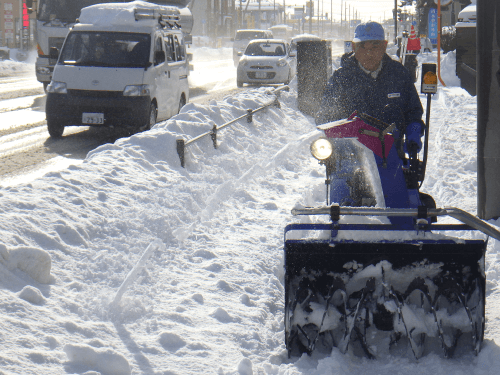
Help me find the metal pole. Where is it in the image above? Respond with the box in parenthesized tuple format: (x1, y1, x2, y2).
(344, 2, 347, 39)
(309, 0, 312, 34)
(274, 0, 276, 26)
(258, 0, 261, 29)
(19, 0, 23, 49)
(394, 0, 397, 45)
(239, 0, 242, 29)
(320, 0, 323, 38)
(437, 0, 446, 86)
(283, 0, 286, 25)
(341, 0, 343, 39)
(477, 0, 500, 219)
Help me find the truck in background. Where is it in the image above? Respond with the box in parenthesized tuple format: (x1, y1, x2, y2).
(32, 0, 193, 91)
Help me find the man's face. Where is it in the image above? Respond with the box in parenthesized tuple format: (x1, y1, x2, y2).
(353, 40, 388, 72)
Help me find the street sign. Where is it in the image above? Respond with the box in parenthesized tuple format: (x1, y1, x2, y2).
(428, 8, 438, 45)
(421, 63, 438, 94)
(344, 41, 353, 53)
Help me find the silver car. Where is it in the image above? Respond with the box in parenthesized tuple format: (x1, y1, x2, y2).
(236, 39, 296, 88)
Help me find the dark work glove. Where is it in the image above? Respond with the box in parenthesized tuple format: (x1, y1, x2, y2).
(405, 121, 422, 153)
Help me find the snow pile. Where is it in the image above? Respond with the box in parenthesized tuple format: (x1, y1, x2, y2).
(1, 47, 500, 374)
(0, 50, 36, 76)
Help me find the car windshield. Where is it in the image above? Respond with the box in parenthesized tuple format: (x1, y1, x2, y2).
(244, 42, 286, 56)
(235, 31, 269, 41)
(59, 31, 151, 68)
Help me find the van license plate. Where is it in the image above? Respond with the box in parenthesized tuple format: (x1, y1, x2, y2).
(255, 71, 267, 79)
(82, 113, 104, 125)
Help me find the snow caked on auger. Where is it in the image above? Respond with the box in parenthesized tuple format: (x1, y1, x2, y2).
(283, 109, 500, 360)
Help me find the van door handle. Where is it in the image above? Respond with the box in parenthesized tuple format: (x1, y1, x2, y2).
(165, 71, 170, 78)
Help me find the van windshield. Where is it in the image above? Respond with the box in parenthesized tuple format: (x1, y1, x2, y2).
(59, 31, 151, 68)
(235, 31, 269, 41)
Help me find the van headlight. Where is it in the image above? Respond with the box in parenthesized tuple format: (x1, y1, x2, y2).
(123, 85, 151, 97)
(277, 59, 287, 67)
(46, 81, 67, 94)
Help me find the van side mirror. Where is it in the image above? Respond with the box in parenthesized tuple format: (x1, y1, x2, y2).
(289, 51, 296, 57)
(49, 47, 59, 60)
(237, 51, 242, 56)
(154, 50, 165, 65)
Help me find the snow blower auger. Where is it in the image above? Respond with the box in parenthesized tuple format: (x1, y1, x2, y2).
(284, 111, 500, 360)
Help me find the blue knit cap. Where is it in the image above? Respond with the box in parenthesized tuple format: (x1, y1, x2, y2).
(353, 21, 385, 42)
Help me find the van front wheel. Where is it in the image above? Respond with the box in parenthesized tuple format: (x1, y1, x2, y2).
(144, 102, 157, 131)
(47, 119, 64, 138)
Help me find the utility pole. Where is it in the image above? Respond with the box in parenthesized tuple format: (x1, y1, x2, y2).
(344, 2, 347, 39)
(214, 0, 219, 39)
(331, 0, 333, 36)
(207, 0, 212, 40)
(283, 0, 286, 25)
(18, 0, 23, 49)
(394, 0, 397, 45)
(258, 0, 261, 29)
(321, 0, 324, 38)
(274, 0, 276, 26)
(341, 0, 343, 39)
(231, 0, 235, 38)
(309, 1, 313, 34)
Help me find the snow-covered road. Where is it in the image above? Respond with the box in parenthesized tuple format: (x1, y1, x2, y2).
(2, 45, 500, 375)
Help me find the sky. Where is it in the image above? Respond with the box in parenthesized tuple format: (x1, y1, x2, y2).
(288, 0, 403, 22)
(2, 38, 500, 375)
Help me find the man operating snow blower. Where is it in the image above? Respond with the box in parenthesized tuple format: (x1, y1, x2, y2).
(316, 21, 424, 160)
(314, 21, 427, 213)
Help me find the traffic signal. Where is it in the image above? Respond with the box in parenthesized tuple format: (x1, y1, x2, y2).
(26, 0, 34, 14)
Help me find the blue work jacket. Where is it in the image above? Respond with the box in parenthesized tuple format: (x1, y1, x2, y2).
(315, 53, 424, 133)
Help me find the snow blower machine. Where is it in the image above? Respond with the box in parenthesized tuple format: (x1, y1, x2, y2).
(284, 103, 500, 359)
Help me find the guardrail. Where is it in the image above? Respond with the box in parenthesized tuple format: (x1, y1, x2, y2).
(176, 85, 290, 167)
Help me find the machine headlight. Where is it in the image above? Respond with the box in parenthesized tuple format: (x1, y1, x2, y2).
(310, 138, 333, 161)
(46, 81, 67, 94)
(123, 85, 151, 97)
(277, 59, 287, 67)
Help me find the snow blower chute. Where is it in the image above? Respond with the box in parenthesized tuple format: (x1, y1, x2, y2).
(284, 105, 500, 359)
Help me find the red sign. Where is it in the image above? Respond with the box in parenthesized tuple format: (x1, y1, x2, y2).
(23, 3, 30, 28)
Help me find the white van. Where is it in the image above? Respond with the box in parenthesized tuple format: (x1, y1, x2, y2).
(45, 1, 190, 138)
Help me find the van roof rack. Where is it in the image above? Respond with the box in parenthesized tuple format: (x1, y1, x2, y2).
(134, 6, 182, 29)
(134, 6, 180, 21)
